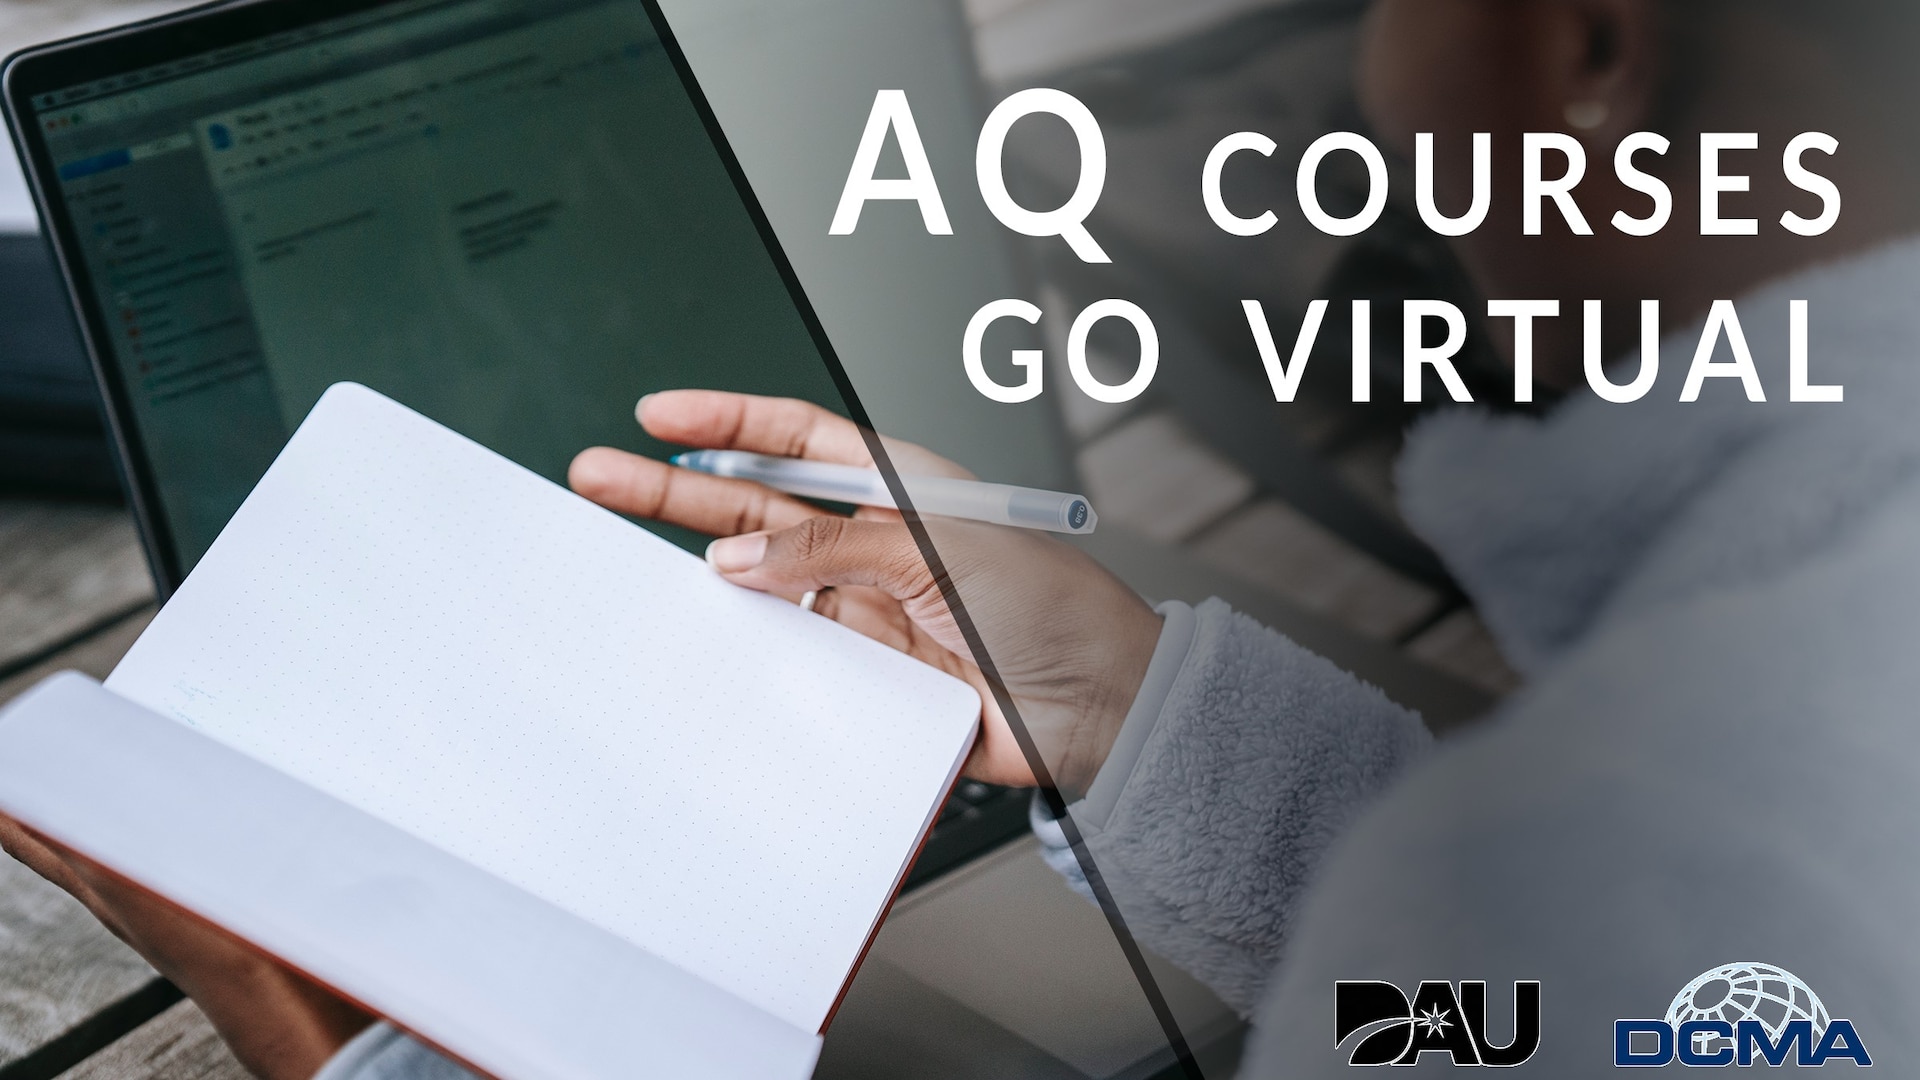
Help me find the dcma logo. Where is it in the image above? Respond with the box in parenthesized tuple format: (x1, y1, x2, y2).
(1614, 963, 1872, 1067)
(1336, 980, 1542, 1067)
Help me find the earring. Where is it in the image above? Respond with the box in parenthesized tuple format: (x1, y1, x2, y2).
(1565, 101, 1610, 131)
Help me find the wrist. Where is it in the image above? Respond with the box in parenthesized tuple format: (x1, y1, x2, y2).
(183, 957, 375, 1080)
(1080, 600, 1200, 825)
(1061, 597, 1165, 795)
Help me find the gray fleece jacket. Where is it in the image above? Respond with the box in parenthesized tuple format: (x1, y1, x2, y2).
(325, 239, 1920, 1077)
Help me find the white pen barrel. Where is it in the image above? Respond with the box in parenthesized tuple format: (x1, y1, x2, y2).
(903, 478, 1096, 535)
(699, 453, 900, 507)
(680, 452, 1097, 534)
(757, 471, 900, 507)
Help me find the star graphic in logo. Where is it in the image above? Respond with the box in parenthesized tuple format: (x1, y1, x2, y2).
(1418, 1005, 1453, 1037)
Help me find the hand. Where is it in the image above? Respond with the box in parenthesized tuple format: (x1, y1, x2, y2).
(570, 391, 1163, 794)
(0, 818, 373, 1080)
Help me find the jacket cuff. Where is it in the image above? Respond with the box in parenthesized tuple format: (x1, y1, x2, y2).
(312, 1023, 407, 1080)
(311, 1022, 478, 1080)
(1032, 599, 1196, 896)
(1080, 600, 1197, 832)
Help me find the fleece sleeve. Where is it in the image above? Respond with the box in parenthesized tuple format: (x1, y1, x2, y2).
(313, 1024, 478, 1080)
(1036, 598, 1433, 1014)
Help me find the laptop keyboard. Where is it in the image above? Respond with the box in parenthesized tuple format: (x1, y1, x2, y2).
(907, 782, 1032, 890)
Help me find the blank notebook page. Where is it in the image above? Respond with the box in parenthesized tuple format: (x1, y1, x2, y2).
(106, 383, 980, 1033)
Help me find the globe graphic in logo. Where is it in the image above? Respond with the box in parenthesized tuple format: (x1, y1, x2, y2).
(1665, 963, 1831, 1056)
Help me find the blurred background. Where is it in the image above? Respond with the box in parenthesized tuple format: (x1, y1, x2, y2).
(0, 2, 1517, 1078)
(0, 0, 1519, 694)
(0, 3, 199, 498)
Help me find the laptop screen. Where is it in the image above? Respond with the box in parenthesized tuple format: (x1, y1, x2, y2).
(23, 0, 844, 576)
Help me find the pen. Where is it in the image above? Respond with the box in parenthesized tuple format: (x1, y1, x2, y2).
(671, 450, 1098, 535)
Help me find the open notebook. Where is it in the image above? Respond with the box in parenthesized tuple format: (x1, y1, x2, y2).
(0, 384, 980, 1080)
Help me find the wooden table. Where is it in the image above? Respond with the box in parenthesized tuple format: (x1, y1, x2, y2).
(0, 497, 245, 1080)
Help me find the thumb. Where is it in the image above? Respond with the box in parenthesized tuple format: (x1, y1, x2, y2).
(706, 518, 936, 604)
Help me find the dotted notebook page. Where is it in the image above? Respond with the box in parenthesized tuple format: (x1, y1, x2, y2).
(105, 383, 980, 1034)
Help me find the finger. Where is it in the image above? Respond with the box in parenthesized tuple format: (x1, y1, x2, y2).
(0, 817, 109, 914)
(875, 436, 975, 481)
(570, 448, 824, 536)
(638, 392, 877, 465)
(705, 518, 939, 608)
(0, 814, 44, 867)
(806, 586, 927, 656)
(637, 392, 976, 480)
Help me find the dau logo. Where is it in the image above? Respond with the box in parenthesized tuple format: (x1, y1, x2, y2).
(1614, 963, 1872, 1068)
(1336, 980, 1542, 1067)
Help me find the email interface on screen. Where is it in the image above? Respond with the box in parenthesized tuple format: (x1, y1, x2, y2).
(31, 0, 838, 571)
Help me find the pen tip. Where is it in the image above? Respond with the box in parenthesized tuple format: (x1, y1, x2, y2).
(669, 453, 688, 467)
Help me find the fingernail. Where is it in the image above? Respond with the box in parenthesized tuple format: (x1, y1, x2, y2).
(707, 533, 769, 573)
(568, 453, 606, 489)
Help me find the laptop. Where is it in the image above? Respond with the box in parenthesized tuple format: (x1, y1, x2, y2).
(0, 232, 118, 496)
(4, 1, 1234, 1074)
(4, 0, 878, 585)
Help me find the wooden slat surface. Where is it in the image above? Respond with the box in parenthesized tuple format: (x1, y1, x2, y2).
(1406, 610, 1522, 697)
(0, 609, 155, 708)
(1192, 499, 1440, 642)
(1078, 413, 1256, 544)
(0, 858, 156, 1068)
(55, 1001, 243, 1080)
(0, 502, 152, 675)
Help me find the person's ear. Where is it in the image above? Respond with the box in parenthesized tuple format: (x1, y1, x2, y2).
(1548, 0, 1665, 143)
